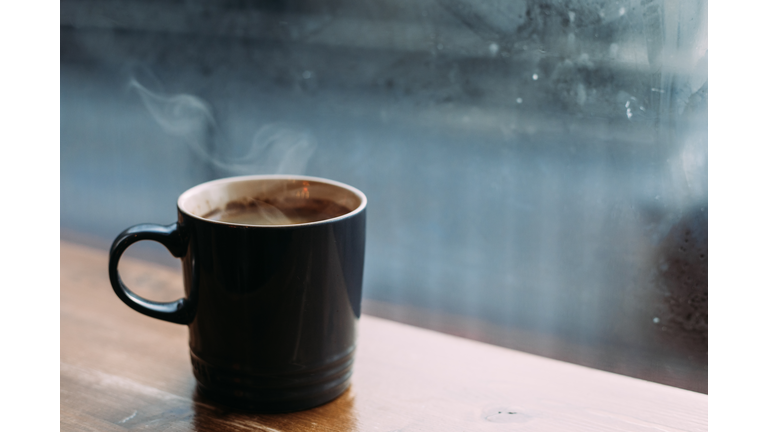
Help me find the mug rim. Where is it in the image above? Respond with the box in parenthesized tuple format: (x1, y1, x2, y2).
(177, 174, 367, 228)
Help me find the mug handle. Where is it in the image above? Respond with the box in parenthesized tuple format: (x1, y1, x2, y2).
(108, 222, 196, 325)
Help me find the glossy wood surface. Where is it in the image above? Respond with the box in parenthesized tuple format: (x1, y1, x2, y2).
(61, 241, 707, 431)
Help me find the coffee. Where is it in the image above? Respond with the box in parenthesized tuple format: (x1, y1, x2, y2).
(204, 197, 352, 225)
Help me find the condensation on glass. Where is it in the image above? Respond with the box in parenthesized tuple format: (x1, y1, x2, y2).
(60, 0, 708, 392)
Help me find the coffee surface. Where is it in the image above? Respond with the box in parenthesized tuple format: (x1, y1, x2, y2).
(204, 197, 352, 225)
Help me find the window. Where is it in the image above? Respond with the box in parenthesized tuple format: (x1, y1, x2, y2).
(61, 0, 708, 392)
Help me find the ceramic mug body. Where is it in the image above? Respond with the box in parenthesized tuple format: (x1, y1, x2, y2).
(108, 175, 367, 412)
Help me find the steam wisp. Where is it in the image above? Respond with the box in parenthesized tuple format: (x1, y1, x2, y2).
(129, 79, 317, 176)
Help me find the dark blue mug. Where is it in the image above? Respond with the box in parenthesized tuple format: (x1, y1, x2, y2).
(108, 175, 367, 412)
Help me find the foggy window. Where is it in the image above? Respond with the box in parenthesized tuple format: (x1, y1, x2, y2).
(61, 0, 708, 392)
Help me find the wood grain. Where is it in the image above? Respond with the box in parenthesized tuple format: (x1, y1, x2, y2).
(61, 241, 707, 431)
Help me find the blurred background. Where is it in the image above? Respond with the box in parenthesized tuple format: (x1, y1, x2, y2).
(61, 0, 707, 392)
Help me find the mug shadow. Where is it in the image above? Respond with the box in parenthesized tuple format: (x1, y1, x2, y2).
(191, 384, 359, 431)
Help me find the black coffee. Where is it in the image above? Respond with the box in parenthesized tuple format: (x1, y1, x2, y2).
(204, 197, 352, 225)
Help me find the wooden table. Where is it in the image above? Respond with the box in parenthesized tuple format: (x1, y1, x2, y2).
(61, 241, 707, 431)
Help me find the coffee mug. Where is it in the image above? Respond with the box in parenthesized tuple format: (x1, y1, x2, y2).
(108, 175, 367, 412)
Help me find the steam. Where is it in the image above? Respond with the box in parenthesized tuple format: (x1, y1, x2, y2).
(244, 200, 293, 225)
(238, 124, 317, 175)
(129, 79, 215, 162)
(128, 79, 317, 175)
(208, 198, 294, 225)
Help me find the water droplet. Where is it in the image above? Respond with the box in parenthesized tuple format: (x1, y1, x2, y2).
(619, 7, 626, 16)
(516, 98, 523, 104)
(489, 43, 499, 55)
(302, 70, 313, 79)
(653, 317, 660, 323)
(626, 108, 632, 119)
(625, 100, 630, 108)
(532, 74, 538, 80)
